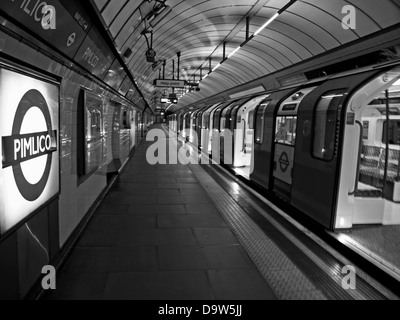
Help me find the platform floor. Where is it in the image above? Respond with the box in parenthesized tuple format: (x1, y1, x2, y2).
(43, 128, 277, 300)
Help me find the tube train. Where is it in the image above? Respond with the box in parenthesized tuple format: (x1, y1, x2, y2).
(168, 62, 400, 231)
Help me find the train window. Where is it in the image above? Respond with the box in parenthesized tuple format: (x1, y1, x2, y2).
(255, 102, 269, 144)
(213, 110, 220, 130)
(204, 113, 210, 129)
(362, 121, 369, 140)
(220, 117, 226, 130)
(312, 90, 346, 161)
(382, 120, 400, 145)
(275, 116, 297, 146)
(229, 105, 240, 131)
(186, 114, 191, 129)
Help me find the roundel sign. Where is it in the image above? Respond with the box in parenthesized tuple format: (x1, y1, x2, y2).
(279, 152, 290, 173)
(0, 67, 59, 235)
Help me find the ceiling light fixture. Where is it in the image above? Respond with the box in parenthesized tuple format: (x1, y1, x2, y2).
(227, 46, 241, 59)
(149, 5, 172, 28)
(212, 63, 221, 72)
(253, 12, 279, 36)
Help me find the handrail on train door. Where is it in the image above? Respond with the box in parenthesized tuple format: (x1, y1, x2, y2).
(351, 120, 363, 196)
(397, 143, 400, 181)
(242, 119, 246, 153)
(381, 90, 390, 198)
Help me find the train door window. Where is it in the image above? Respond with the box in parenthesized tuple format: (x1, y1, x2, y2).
(382, 120, 400, 145)
(213, 109, 221, 130)
(312, 90, 346, 161)
(222, 106, 233, 130)
(248, 110, 255, 130)
(220, 117, 226, 130)
(275, 116, 297, 146)
(197, 112, 203, 128)
(362, 121, 369, 140)
(229, 105, 241, 131)
(186, 114, 191, 129)
(204, 112, 210, 129)
(192, 115, 197, 129)
(255, 102, 270, 144)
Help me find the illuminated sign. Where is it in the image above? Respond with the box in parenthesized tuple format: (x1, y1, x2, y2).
(0, 67, 59, 235)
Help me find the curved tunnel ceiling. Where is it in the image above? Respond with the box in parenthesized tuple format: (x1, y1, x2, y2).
(92, 0, 400, 113)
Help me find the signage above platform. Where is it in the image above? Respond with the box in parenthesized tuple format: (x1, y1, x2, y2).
(154, 79, 185, 88)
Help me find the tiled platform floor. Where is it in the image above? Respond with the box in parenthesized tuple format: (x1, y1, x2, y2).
(43, 130, 276, 300)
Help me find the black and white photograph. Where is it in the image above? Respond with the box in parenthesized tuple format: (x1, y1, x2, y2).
(0, 0, 399, 311)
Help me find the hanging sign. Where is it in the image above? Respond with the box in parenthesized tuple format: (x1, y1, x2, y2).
(154, 79, 185, 88)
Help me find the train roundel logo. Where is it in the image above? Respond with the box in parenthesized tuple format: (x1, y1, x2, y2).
(2, 89, 57, 202)
(279, 152, 290, 172)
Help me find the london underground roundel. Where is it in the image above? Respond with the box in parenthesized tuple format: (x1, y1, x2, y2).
(0, 67, 59, 235)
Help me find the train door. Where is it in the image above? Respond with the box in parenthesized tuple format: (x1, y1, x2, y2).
(179, 111, 186, 133)
(177, 112, 183, 133)
(210, 102, 231, 157)
(228, 104, 242, 163)
(251, 88, 297, 190)
(220, 103, 239, 165)
(336, 67, 400, 228)
(189, 109, 201, 144)
(292, 69, 386, 229)
(195, 109, 203, 146)
(273, 88, 317, 201)
(181, 112, 191, 140)
(171, 114, 177, 132)
(202, 103, 220, 153)
(232, 94, 270, 175)
(181, 112, 186, 135)
(196, 106, 209, 149)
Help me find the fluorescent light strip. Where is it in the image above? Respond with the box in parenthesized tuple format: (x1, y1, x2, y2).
(254, 12, 280, 36)
(212, 63, 221, 72)
(227, 46, 241, 59)
(194, 1, 294, 86)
